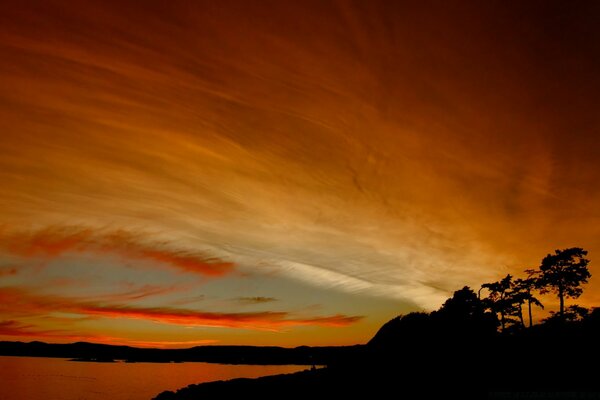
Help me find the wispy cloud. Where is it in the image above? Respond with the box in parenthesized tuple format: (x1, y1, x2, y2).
(0, 287, 362, 331)
(0, 319, 115, 343)
(275, 260, 450, 310)
(123, 339, 218, 348)
(86, 284, 186, 302)
(78, 305, 361, 330)
(0, 320, 38, 336)
(235, 296, 278, 304)
(0, 320, 219, 348)
(0, 227, 234, 277)
(0, 266, 17, 277)
(0, 319, 213, 348)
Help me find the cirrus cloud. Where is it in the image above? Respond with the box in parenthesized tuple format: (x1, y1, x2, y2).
(235, 296, 278, 304)
(0, 287, 363, 331)
(0, 226, 234, 277)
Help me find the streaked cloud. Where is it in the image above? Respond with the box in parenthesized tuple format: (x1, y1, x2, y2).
(123, 339, 218, 348)
(86, 284, 186, 303)
(0, 287, 362, 331)
(0, 320, 39, 337)
(0, 319, 215, 348)
(78, 305, 362, 330)
(0, 267, 17, 277)
(0, 319, 114, 343)
(235, 297, 278, 304)
(0, 227, 234, 277)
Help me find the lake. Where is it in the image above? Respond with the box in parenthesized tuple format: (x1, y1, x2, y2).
(0, 356, 306, 400)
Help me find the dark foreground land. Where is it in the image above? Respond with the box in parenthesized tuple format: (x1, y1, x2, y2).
(153, 328, 600, 399)
(4, 287, 599, 399)
(154, 288, 600, 399)
(154, 323, 600, 399)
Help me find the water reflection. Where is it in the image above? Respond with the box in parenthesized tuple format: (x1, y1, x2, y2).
(0, 356, 305, 400)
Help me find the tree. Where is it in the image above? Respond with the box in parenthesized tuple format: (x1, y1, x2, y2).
(543, 305, 590, 324)
(431, 286, 498, 336)
(506, 282, 528, 329)
(538, 247, 591, 320)
(513, 270, 544, 328)
(481, 274, 516, 331)
(436, 286, 486, 322)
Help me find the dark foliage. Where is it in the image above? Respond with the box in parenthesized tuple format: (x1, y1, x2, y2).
(538, 248, 591, 319)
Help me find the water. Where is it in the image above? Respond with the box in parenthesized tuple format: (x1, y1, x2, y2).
(0, 356, 306, 400)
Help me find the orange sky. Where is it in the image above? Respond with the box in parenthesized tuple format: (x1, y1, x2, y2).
(1, 0, 600, 347)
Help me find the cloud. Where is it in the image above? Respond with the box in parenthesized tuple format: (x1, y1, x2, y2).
(0, 287, 363, 331)
(0, 320, 38, 336)
(0, 227, 234, 277)
(235, 296, 278, 304)
(0, 319, 208, 347)
(123, 339, 218, 348)
(0, 319, 113, 342)
(0, 317, 217, 348)
(275, 260, 449, 310)
(77, 304, 361, 330)
(88, 284, 186, 302)
(0, 266, 17, 277)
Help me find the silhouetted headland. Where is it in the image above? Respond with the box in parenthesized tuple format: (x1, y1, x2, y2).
(153, 295, 600, 399)
(154, 247, 600, 398)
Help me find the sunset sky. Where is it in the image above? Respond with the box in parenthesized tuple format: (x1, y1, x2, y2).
(1, 0, 600, 347)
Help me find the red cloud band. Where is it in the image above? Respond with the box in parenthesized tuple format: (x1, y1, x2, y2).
(0, 319, 193, 348)
(0, 319, 113, 342)
(77, 305, 362, 329)
(0, 287, 363, 331)
(0, 227, 234, 276)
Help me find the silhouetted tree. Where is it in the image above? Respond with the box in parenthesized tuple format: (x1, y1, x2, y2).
(435, 286, 484, 320)
(583, 307, 600, 333)
(543, 305, 590, 324)
(432, 286, 498, 336)
(481, 274, 516, 331)
(538, 248, 591, 320)
(566, 305, 589, 321)
(513, 272, 544, 328)
(507, 283, 527, 329)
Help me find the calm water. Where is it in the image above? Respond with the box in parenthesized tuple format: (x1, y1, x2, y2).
(0, 356, 306, 400)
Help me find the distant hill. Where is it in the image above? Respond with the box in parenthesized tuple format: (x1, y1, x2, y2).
(0, 341, 363, 365)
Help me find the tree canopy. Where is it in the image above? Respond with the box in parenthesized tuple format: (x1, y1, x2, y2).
(538, 247, 591, 319)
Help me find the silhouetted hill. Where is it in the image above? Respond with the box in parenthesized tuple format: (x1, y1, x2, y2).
(154, 290, 600, 399)
(155, 319, 600, 399)
(0, 341, 362, 365)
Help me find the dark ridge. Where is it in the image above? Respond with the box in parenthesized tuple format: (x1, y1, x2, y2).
(0, 341, 363, 365)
